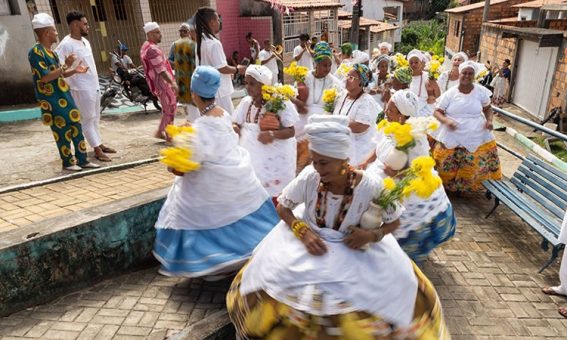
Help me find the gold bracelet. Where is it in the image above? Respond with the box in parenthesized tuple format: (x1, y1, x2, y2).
(291, 220, 309, 239)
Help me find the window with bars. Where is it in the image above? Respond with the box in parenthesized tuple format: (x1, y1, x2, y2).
(91, 0, 107, 22)
(453, 19, 460, 37)
(47, 0, 61, 24)
(112, 0, 127, 21)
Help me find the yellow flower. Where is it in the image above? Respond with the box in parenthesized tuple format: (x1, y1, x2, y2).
(383, 177, 396, 191)
(410, 156, 436, 176)
(262, 93, 271, 101)
(428, 119, 439, 131)
(376, 119, 388, 131)
(384, 122, 413, 147)
(439, 57, 445, 63)
(322, 88, 337, 103)
(284, 61, 308, 83)
(276, 84, 296, 99)
(160, 125, 201, 173)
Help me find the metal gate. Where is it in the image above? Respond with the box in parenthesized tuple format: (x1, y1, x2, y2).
(512, 39, 559, 120)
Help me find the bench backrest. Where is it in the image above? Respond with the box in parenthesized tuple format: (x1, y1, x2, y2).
(510, 155, 567, 222)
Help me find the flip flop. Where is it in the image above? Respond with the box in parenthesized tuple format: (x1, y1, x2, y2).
(559, 307, 567, 318)
(542, 286, 566, 297)
(100, 145, 116, 153)
(95, 153, 112, 162)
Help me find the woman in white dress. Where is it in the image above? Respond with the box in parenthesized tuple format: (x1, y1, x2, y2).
(333, 63, 381, 167)
(193, 7, 244, 114)
(295, 41, 343, 173)
(432, 61, 502, 192)
(233, 65, 299, 202)
(361, 89, 456, 263)
(368, 54, 392, 108)
(227, 115, 449, 339)
(408, 49, 440, 116)
(153, 66, 279, 279)
(438, 52, 468, 94)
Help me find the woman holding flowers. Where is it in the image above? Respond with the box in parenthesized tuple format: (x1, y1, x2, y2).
(227, 115, 448, 339)
(432, 60, 502, 192)
(153, 66, 279, 280)
(233, 65, 299, 202)
(438, 52, 468, 94)
(294, 42, 343, 173)
(408, 49, 440, 117)
(333, 63, 381, 167)
(361, 89, 456, 263)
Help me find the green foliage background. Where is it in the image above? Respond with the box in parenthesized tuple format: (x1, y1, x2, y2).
(398, 19, 447, 56)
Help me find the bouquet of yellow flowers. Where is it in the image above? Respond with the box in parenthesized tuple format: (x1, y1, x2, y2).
(393, 53, 409, 68)
(322, 88, 338, 113)
(336, 63, 353, 78)
(426, 55, 444, 80)
(160, 125, 201, 173)
(374, 156, 442, 209)
(377, 117, 439, 170)
(284, 61, 309, 83)
(260, 84, 296, 131)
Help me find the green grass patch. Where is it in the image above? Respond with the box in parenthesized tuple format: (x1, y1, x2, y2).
(531, 136, 567, 162)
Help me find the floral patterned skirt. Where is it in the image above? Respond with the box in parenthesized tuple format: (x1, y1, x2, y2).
(433, 140, 501, 192)
(227, 262, 450, 339)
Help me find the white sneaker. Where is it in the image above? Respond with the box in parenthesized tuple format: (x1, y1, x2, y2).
(81, 162, 101, 169)
(64, 165, 82, 171)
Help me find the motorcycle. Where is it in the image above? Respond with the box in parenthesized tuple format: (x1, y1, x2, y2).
(100, 64, 161, 113)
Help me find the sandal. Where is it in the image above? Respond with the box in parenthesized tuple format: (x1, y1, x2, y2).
(542, 286, 566, 297)
(559, 307, 567, 318)
(100, 145, 116, 153)
(95, 153, 112, 162)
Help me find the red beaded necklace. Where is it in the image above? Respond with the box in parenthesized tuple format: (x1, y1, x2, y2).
(315, 167, 356, 230)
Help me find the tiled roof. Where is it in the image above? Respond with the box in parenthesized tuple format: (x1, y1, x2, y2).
(513, 0, 567, 8)
(338, 18, 397, 33)
(445, 0, 510, 13)
(259, 0, 342, 9)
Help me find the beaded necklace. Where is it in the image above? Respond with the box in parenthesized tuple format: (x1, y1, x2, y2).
(337, 91, 363, 117)
(315, 167, 356, 230)
(245, 100, 263, 123)
(200, 102, 216, 116)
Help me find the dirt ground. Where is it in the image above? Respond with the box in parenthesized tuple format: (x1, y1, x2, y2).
(0, 109, 169, 186)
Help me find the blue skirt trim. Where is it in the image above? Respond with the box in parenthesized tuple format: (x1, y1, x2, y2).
(397, 203, 457, 263)
(153, 199, 279, 278)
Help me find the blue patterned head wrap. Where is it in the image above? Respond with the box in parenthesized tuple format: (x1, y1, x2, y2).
(313, 42, 333, 63)
(352, 63, 371, 87)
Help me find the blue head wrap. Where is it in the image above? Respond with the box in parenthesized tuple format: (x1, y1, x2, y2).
(191, 66, 221, 99)
(352, 63, 371, 87)
(313, 42, 333, 63)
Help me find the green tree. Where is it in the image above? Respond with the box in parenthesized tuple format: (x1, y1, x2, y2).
(398, 20, 447, 56)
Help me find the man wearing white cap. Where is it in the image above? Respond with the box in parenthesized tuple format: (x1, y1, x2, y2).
(55, 10, 115, 162)
(28, 13, 99, 171)
(140, 22, 178, 141)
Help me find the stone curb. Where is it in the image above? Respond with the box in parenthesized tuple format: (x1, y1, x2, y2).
(169, 309, 235, 340)
(0, 157, 159, 195)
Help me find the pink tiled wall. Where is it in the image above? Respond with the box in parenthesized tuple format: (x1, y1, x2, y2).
(216, 0, 273, 61)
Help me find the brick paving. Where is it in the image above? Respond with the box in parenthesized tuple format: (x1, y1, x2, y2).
(0, 162, 173, 233)
(1, 191, 566, 339)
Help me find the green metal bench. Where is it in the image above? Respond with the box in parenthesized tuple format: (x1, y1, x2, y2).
(483, 155, 567, 272)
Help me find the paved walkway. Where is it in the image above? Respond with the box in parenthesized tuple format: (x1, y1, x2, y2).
(0, 162, 172, 233)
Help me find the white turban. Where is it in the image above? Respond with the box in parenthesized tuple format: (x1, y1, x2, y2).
(452, 52, 468, 62)
(378, 42, 392, 52)
(245, 65, 273, 85)
(143, 22, 160, 34)
(459, 60, 487, 76)
(391, 89, 419, 117)
(352, 50, 370, 64)
(32, 13, 55, 29)
(407, 49, 426, 63)
(305, 115, 352, 160)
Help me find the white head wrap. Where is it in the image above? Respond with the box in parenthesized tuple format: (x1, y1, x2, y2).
(352, 50, 370, 64)
(407, 49, 426, 63)
(372, 48, 380, 58)
(305, 115, 352, 160)
(245, 65, 273, 85)
(32, 13, 55, 29)
(452, 52, 468, 62)
(143, 22, 160, 34)
(179, 23, 191, 31)
(378, 42, 392, 52)
(391, 89, 419, 117)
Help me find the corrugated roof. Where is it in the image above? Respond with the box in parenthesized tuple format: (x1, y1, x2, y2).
(259, 0, 342, 9)
(513, 0, 567, 8)
(445, 0, 510, 13)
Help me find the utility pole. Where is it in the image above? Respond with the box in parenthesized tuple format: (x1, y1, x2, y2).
(482, 0, 491, 22)
(350, 0, 362, 49)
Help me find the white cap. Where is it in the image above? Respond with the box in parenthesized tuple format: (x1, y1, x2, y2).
(245, 65, 273, 85)
(32, 13, 55, 29)
(143, 22, 160, 34)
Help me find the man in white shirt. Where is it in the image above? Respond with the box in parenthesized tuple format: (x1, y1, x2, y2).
(258, 39, 280, 85)
(56, 11, 115, 162)
(293, 33, 313, 70)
